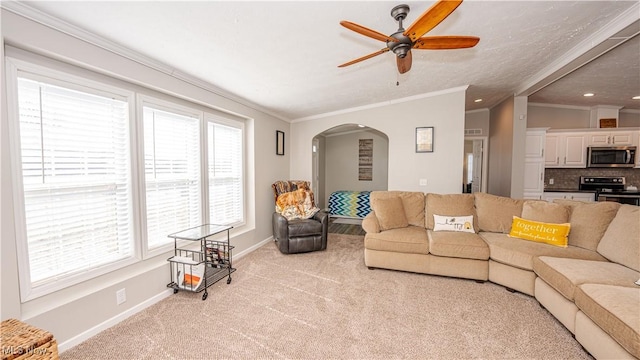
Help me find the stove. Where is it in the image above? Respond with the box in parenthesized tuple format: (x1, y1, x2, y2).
(579, 176, 640, 206)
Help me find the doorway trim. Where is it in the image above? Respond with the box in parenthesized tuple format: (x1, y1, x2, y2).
(464, 135, 489, 193)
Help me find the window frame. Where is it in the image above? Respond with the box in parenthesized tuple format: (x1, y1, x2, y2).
(136, 95, 205, 259)
(5, 56, 140, 301)
(204, 114, 246, 228)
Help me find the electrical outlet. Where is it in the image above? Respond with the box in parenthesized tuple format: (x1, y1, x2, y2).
(419, 179, 427, 186)
(549, 178, 554, 185)
(116, 288, 126, 305)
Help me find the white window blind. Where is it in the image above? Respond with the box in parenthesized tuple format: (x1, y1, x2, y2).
(16, 76, 133, 287)
(143, 106, 201, 250)
(208, 121, 244, 225)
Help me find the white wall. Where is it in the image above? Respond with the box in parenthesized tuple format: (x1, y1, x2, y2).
(324, 130, 389, 200)
(488, 97, 515, 197)
(291, 88, 467, 194)
(620, 110, 640, 127)
(465, 109, 490, 135)
(1, 9, 288, 348)
(510, 96, 528, 199)
(528, 103, 640, 129)
(527, 103, 590, 129)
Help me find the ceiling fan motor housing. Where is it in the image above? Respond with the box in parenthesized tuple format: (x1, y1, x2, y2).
(388, 4, 412, 58)
(388, 32, 412, 58)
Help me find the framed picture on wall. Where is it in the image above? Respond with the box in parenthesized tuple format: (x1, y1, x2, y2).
(276, 130, 285, 155)
(416, 127, 434, 153)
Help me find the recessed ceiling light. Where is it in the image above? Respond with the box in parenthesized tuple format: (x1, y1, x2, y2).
(632, 96, 640, 100)
(474, 98, 483, 103)
(583, 93, 595, 97)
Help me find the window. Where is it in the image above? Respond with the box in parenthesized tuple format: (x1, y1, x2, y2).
(7, 54, 249, 301)
(142, 104, 201, 251)
(12, 72, 134, 299)
(208, 120, 244, 225)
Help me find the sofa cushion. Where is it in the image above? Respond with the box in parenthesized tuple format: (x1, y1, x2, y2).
(364, 226, 428, 254)
(432, 214, 475, 233)
(521, 200, 570, 223)
(597, 204, 640, 272)
(480, 232, 607, 271)
(474, 192, 524, 233)
(428, 230, 489, 260)
(553, 199, 621, 251)
(371, 196, 408, 231)
(574, 284, 640, 358)
(426, 193, 477, 231)
(533, 256, 639, 301)
(508, 216, 570, 248)
(370, 191, 425, 227)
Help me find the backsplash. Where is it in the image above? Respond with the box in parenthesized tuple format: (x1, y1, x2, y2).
(544, 168, 640, 190)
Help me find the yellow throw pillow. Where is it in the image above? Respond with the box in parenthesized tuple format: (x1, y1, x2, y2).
(509, 216, 570, 248)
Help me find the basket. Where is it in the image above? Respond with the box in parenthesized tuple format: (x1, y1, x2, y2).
(1, 319, 59, 360)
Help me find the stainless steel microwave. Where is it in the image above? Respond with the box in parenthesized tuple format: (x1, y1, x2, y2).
(587, 146, 636, 168)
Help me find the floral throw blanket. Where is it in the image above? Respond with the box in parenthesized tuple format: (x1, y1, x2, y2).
(276, 188, 320, 220)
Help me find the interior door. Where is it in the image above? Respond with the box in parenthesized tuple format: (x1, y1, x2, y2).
(471, 139, 483, 193)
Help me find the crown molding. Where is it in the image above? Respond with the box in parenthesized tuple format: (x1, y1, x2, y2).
(515, 3, 640, 97)
(0, 1, 291, 122)
(528, 102, 592, 111)
(465, 108, 490, 115)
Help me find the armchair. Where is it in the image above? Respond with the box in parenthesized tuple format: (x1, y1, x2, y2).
(272, 180, 329, 254)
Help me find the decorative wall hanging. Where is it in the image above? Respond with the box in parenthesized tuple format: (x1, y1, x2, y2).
(416, 127, 434, 153)
(359, 139, 373, 181)
(276, 130, 285, 155)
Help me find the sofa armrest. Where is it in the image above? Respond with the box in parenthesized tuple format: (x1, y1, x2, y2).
(362, 212, 380, 234)
(272, 212, 288, 241)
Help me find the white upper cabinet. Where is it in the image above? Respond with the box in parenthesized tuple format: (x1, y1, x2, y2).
(545, 132, 587, 168)
(525, 130, 545, 158)
(588, 131, 634, 146)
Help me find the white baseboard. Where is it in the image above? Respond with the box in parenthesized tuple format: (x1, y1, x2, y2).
(58, 236, 273, 353)
(58, 288, 173, 352)
(235, 236, 273, 260)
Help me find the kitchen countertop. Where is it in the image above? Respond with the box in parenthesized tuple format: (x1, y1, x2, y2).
(543, 188, 597, 193)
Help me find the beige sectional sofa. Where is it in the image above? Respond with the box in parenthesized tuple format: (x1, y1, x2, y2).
(362, 191, 640, 359)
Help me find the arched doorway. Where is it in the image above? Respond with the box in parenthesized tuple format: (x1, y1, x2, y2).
(312, 124, 389, 209)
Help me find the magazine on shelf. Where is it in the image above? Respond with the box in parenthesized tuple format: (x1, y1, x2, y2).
(172, 257, 205, 290)
(206, 245, 229, 268)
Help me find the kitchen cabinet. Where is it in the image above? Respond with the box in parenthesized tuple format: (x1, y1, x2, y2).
(524, 161, 545, 199)
(588, 131, 634, 146)
(636, 131, 640, 168)
(545, 132, 587, 168)
(525, 131, 545, 158)
(524, 129, 546, 199)
(543, 192, 595, 202)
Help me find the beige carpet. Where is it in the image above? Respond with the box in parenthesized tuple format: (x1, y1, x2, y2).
(61, 234, 591, 359)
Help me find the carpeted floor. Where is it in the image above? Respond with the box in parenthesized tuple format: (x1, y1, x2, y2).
(61, 234, 591, 359)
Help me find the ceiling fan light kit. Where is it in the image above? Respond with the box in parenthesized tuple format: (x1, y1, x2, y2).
(339, 0, 479, 74)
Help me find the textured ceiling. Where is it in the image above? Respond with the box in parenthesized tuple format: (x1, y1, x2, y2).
(12, 1, 640, 121)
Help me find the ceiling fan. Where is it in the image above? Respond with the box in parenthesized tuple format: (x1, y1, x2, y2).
(338, 0, 479, 74)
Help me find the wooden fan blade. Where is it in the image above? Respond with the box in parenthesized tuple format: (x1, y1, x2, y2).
(413, 36, 480, 49)
(340, 21, 398, 43)
(404, 0, 463, 42)
(397, 50, 412, 74)
(338, 48, 390, 68)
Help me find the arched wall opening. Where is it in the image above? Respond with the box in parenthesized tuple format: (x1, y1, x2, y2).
(312, 123, 389, 209)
